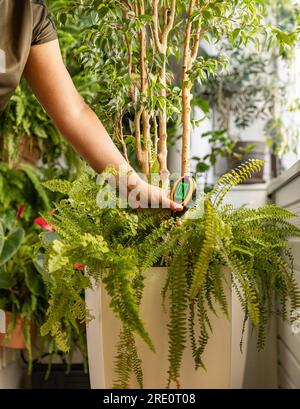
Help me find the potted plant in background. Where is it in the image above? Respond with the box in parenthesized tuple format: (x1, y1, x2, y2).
(0, 0, 97, 388)
(0, 163, 51, 372)
(192, 0, 300, 182)
(0, 162, 88, 386)
(0, 218, 27, 350)
(192, 46, 300, 183)
(37, 0, 300, 389)
(193, 48, 275, 184)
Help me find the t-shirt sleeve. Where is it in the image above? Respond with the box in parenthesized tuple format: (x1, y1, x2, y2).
(31, 1, 58, 46)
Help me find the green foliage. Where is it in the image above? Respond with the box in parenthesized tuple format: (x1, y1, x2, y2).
(51, 0, 299, 172)
(113, 325, 144, 389)
(0, 163, 87, 373)
(0, 0, 97, 172)
(0, 162, 51, 228)
(195, 48, 277, 130)
(190, 1, 300, 173)
(0, 217, 46, 371)
(42, 160, 300, 388)
(194, 43, 300, 166)
(0, 223, 25, 266)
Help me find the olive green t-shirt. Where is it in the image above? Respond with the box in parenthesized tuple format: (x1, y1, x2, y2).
(0, 0, 57, 112)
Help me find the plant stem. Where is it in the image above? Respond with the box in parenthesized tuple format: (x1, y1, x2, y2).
(158, 60, 170, 188)
(118, 116, 129, 163)
(134, 107, 148, 174)
(181, 0, 201, 176)
(139, 0, 151, 175)
(125, 32, 136, 104)
(152, 0, 176, 186)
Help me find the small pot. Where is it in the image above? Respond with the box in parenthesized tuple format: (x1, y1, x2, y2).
(0, 311, 27, 349)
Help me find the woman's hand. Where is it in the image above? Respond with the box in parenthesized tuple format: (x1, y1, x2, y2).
(128, 177, 183, 211)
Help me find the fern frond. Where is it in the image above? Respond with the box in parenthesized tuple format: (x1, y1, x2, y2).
(167, 246, 188, 388)
(211, 159, 265, 208)
(43, 179, 73, 195)
(189, 199, 217, 299)
(113, 326, 143, 389)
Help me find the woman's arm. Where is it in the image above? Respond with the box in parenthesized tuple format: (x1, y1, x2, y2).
(23, 40, 181, 210)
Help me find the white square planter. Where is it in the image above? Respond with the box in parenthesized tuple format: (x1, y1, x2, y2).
(86, 267, 247, 389)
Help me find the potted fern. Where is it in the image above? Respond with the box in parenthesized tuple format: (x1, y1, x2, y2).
(40, 0, 300, 389)
(41, 160, 300, 388)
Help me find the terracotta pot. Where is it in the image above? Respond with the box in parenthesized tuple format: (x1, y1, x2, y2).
(0, 312, 27, 349)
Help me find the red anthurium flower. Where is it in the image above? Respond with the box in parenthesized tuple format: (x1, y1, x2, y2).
(34, 217, 54, 232)
(73, 262, 85, 271)
(17, 204, 25, 220)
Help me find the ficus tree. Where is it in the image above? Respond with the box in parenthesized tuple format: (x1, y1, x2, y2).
(57, 1, 298, 184)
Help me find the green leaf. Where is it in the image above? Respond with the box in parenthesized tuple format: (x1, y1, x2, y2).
(19, 163, 50, 210)
(0, 228, 25, 266)
(139, 14, 152, 23)
(0, 222, 4, 256)
(32, 123, 48, 139)
(150, 159, 160, 175)
(97, 6, 110, 18)
(0, 267, 16, 289)
(25, 266, 44, 297)
(59, 13, 67, 25)
(191, 98, 210, 113)
(42, 179, 72, 195)
(232, 28, 241, 45)
(196, 162, 210, 173)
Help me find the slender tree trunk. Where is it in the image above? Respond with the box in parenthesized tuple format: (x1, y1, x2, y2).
(118, 116, 129, 163)
(158, 61, 170, 188)
(133, 0, 151, 175)
(181, 0, 195, 176)
(181, 84, 192, 176)
(181, 0, 201, 176)
(271, 50, 281, 178)
(135, 108, 149, 175)
(152, 0, 176, 185)
(140, 25, 151, 174)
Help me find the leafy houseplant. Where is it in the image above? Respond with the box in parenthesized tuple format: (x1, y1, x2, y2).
(0, 163, 87, 374)
(0, 165, 47, 369)
(0, 163, 54, 372)
(0, 0, 93, 381)
(0, 217, 42, 365)
(0, 0, 97, 173)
